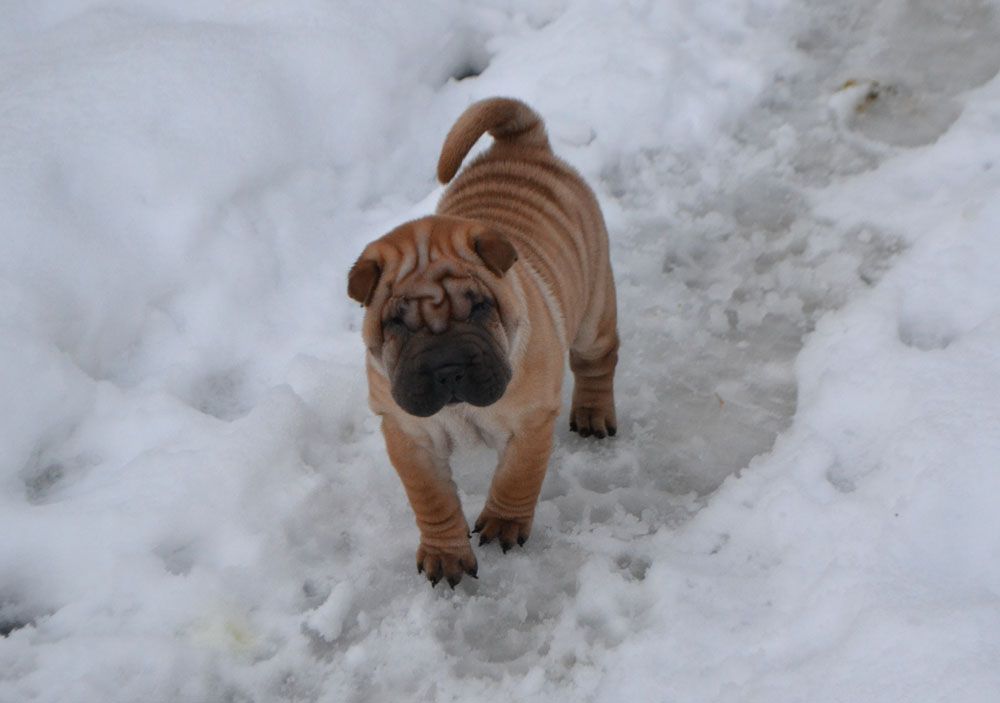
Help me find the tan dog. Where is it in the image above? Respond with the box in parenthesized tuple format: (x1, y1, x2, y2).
(348, 97, 618, 587)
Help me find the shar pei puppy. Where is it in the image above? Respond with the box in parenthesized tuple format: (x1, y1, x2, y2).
(348, 97, 619, 587)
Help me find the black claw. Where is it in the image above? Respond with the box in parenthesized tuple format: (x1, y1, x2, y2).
(569, 420, 578, 432)
(608, 426, 617, 437)
(594, 430, 606, 439)
(517, 536, 526, 547)
(478, 533, 490, 546)
(465, 563, 478, 579)
(501, 541, 512, 554)
(430, 575, 440, 587)
(579, 427, 592, 438)
(417, 563, 424, 574)
(472, 524, 482, 534)
(447, 575, 460, 589)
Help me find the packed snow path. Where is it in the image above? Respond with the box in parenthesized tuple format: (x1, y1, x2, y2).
(2, 1, 1000, 701)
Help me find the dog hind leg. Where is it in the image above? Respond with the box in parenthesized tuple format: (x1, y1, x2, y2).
(569, 266, 619, 438)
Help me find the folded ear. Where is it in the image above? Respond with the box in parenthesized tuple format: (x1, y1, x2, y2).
(347, 258, 381, 306)
(473, 231, 518, 277)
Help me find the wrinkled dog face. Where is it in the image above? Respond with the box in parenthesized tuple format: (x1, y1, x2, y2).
(382, 287, 511, 417)
(348, 217, 519, 418)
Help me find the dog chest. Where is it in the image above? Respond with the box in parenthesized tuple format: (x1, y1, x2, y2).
(432, 405, 511, 454)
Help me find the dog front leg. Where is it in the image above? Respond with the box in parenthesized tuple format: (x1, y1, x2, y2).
(474, 407, 558, 552)
(381, 414, 477, 587)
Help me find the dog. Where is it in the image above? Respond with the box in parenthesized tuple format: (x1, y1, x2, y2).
(348, 97, 619, 587)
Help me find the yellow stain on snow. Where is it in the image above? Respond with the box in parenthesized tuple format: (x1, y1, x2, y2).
(189, 611, 258, 655)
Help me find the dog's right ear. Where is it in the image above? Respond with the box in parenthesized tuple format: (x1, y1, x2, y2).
(473, 231, 518, 277)
(348, 258, 381, 306)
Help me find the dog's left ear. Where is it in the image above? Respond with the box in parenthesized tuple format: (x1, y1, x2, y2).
(348, 257, 381, 306)
(474, 231, 518, 277)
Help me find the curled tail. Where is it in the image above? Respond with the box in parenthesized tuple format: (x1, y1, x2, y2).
(437, 97, 551, 184)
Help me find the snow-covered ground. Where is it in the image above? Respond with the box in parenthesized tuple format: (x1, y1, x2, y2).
(2, 1, 1000, 701)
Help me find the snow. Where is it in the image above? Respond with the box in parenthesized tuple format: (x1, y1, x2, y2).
(2, 1, 1000, 701)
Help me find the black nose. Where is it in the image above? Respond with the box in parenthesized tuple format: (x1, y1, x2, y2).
(434, 363, 465, 391)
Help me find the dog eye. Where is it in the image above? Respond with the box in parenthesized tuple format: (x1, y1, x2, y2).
(469, 299, 493, 320)
(384, 315, 407, 332)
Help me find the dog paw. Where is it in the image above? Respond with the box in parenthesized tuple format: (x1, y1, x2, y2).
(569, 403, 617, 439)
(473, 509, 532, 553)
(416, 541, 478, 588)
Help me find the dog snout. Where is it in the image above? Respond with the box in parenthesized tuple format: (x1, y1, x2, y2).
(434, 363, 466, 392)
(389, 325, 512, 417)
